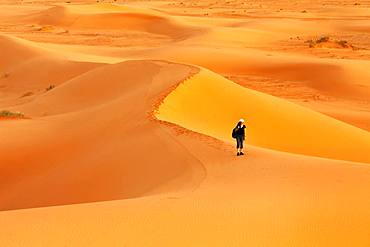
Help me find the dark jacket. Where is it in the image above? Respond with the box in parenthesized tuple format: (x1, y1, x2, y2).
(235, 124, 246, 137)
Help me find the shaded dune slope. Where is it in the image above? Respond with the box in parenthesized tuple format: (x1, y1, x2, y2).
(0, 60, 204, 211)
(0, 34, 101, 103)
(0, 34, 42, 69)
(156, 68, 370, 164)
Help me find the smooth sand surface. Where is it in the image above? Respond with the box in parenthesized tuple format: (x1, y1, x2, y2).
(1, 1, 370, 246)
(156, 68, 370, 163)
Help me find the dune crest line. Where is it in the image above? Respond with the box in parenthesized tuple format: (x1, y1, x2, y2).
(156, 68, 370, 164)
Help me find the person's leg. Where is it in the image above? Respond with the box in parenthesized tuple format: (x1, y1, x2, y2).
(240, 139, 244, 155)
(236, 137, 241, 155)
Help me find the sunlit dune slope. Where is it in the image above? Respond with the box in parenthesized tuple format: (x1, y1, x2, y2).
(0, 60, 203, 211)
(20, 4, 202, 40)
(156, 68, 370, 164)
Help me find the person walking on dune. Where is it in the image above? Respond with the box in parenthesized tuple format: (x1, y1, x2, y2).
(232, 119, 246, 156)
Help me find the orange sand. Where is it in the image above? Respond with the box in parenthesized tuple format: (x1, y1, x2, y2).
(0, 1, 370, 246)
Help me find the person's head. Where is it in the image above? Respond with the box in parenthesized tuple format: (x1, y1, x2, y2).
(238, 118, 245, 126)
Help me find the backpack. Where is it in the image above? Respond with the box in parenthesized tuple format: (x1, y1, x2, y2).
(232, 127, 238, 139)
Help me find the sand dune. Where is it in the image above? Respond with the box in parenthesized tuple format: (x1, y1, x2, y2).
(0, 60, 204, 211)
(0, 1, 370, 246)
(1, 132, 370, 246)
(0, 34, 100, 104)
(146, 46, 370, 100)
(0, 34, 42, 69)
(9, 59, 195, 116)
(156, 68, 370, 164)
(21, 4, 203, 40)
(13, 34, 369, 101)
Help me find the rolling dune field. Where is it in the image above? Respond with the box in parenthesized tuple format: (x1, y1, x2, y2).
(0, 1, 370, 246)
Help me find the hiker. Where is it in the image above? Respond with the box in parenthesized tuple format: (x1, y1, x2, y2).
(232, 119, 246, 156)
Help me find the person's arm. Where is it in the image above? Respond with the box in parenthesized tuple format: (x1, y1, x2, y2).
(243, 125, 246, 140)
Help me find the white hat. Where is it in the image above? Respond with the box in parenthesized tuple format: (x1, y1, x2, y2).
(239, 118, 245, 123)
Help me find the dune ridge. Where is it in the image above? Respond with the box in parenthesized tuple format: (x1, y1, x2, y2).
(21, 4, 203, 40)
(0, 60, 204, 211)
(147, 46, 370, 100)
(0, 34, 101, 104)
(0, 34, 44, 68)
(156, 68, 370, 164)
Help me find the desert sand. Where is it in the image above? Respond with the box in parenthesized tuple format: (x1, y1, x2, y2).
(0, 0, 370, 246)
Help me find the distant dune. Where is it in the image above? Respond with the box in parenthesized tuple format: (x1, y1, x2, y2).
(0, 34, 100, 103)
(19, 4, 203, 40)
